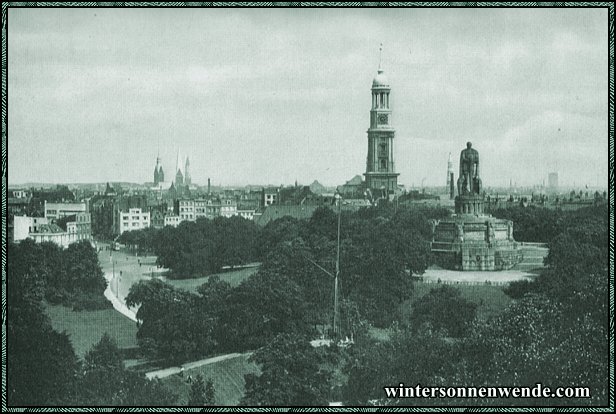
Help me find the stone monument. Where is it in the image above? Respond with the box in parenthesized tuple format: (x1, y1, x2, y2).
(430, 142, 522, 271)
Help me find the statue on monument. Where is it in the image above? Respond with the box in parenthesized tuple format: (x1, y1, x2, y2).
(457, 141, 482, 196)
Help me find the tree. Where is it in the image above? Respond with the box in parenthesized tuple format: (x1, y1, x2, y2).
(409, 285, 477, 338)
(205, 378, 216, 405)
(241, 333, 332, 406)
(152, 216, 259, 279)
(126, 279, 215, 362)
(84, 333, 123, 371)
(459, 294, 608, 406)
(80, 334, 177, 405)
(256, 215, 305, 259)
(62, 240, 107, 294)
(212, 215, 259, 269)
(188, 374, 206, 405)
(216, 269, 312, 352)
(8, 321, 80, 405)
(343, 326, 456, 405)
(7, 241, 81, 405)
(342, 218, 415, 327)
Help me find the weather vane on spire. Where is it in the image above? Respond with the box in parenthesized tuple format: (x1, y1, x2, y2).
(378, 43, 383, 70)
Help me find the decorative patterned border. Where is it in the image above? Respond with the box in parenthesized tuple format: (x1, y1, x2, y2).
(1, 2, 613, 412)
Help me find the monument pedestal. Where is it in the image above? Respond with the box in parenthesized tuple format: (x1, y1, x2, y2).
(454, 194, 485, 215)
(431, 214, 521, 271)
(430, 142, 523, 271)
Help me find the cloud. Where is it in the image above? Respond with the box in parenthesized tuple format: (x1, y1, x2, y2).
(7, 8, 608, 188)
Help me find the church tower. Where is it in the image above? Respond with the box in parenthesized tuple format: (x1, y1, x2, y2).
(154, 152, 164, 185)
(154, 156, 161, 185)
(184, 156, 191, 186)
(175, 149, 184, 186)
(364, 45, 399, 196)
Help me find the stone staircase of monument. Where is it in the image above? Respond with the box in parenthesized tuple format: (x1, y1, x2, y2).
(513, 243, 549, 272)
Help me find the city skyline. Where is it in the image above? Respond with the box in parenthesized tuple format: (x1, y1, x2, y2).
(8, 7, 609, 188)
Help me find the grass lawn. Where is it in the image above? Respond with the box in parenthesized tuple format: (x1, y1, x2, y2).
(160, 354, 260, 406)
(44, 303, 138, 358)
(402, 282, 512, 323)
(164, 266, 259, 293)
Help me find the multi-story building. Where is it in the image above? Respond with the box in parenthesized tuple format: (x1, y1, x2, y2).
(116, 208, 150, 235)
(237, 208, 257, 220)
(8, 194, 32, 219)
(164, 215, 182, 228)
(57, 212, 92, 243)
(262, 187, 279, 207)
(194, 198, 220, 219)
(175, 199, 196, 221)
(150, 209, 166, 229)
(220, 199, 238, 218)
(44, 201, 88, 221)
(13, 216, 49, 242)
(10, 189, 29, 199)
(13, 214, 91, 248)
(194, 198, 210, 220)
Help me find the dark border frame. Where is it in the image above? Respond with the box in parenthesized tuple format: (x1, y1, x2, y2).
(1, 2, 613, 412)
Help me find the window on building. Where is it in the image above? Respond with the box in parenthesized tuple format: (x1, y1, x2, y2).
(379, 143, 387, 156)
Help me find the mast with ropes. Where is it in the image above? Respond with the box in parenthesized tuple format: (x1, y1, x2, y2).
(305, 192, 353, 347)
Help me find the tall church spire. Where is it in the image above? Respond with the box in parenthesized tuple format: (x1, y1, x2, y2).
(184, 156, 191, 186)
(154, 148, 163, 185)
(175, 148, 184, 186)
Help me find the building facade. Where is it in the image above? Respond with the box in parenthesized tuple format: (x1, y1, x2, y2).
(175, 199, 196, 221)
(164, 215, 182, 228)
(44, 201, 88, 221)
(262, 187, 279, 207)
(116, 208, 150, 235)
(14, 214, 91, 248)
(57, 212, 92, 243)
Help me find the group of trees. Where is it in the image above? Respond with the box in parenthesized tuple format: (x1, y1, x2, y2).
(9, 201, 608, 406)
(241, 333, 335, 406)
(9, 239, 109, 310)
(258, 206, 445, 327)
(119, 216, 259, 278)
(125, 206, 446, 365)
(342, 204, 609, 406)
(7, 244, 176, 406)
(125, 270, 314, 361)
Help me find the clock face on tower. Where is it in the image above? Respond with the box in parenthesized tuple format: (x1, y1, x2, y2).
(378, 114, 389, 125)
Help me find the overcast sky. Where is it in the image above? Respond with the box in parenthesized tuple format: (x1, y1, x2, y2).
(8, 7, 608, 188)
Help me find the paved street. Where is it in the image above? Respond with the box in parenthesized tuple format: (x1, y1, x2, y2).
(145, 352, 252, 380)
(420, 267, 536, 284)
(97, 244, 166, 320)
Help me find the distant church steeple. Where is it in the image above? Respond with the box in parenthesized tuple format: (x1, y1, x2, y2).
(175, 148, 184, 186)
(154, 149, 164, 185)
(184, 156, 191, 186)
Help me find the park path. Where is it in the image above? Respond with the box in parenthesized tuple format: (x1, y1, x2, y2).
(103, 271, 138, 322)
(98, 244, 164, 323)
(145, 352, 252, 380)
